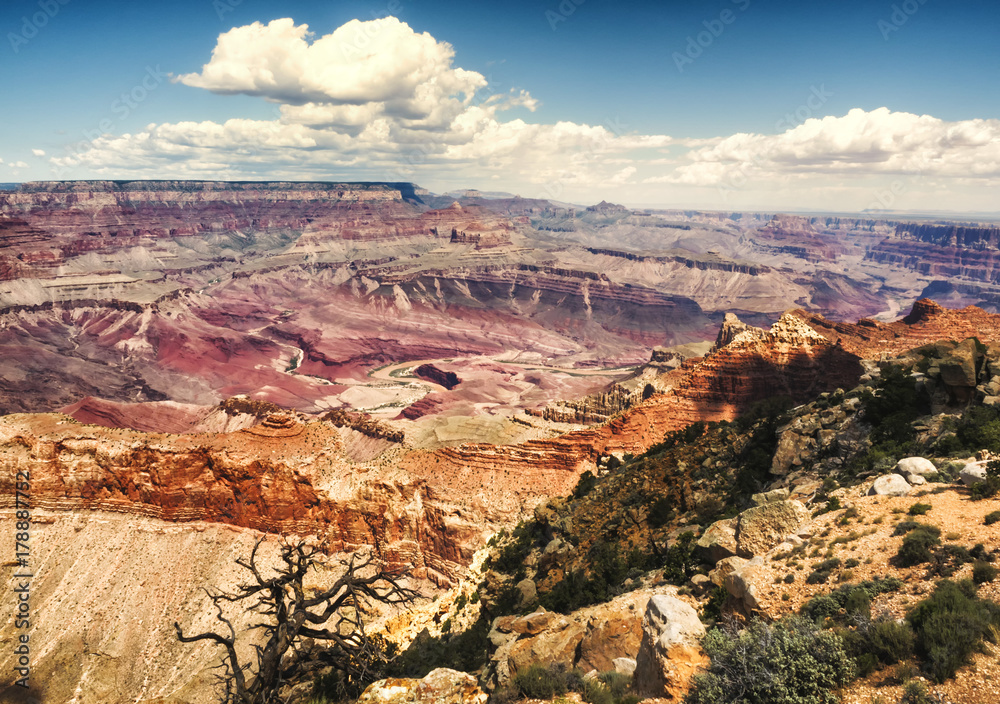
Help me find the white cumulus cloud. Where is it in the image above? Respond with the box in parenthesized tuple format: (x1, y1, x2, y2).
(669, 107, 1000, 185)
(31, 149, 45, 156)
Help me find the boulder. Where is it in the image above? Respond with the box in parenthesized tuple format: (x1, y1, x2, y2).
(357, 669, 488, 704)
(908, 475, 927, 486)
(939, 338, 979, 389)
(633, 595, 708, 699)
(515, 578, 537, 607)
(612, 657, 637, 677)
(868, 474, 912, 496)
(695, 518, 738, 563)
(722, 558, 763, 613)
(960, 463, 989, 486)
(508, 617, 586, 675)
(577, 608, 642, 673)
(735, 500, 811, 557)
(751, 488, 790, 506)
(708, 556, 748, 588)
(895, 457, 936, 476)
(510, 609, 553, 636)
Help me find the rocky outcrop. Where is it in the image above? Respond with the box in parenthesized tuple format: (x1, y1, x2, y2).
(695, 518, 738, 563)
(415, 364, 462, 390)
(486, 591, 652, 687)
(735, 500, 810, 558)
(358, 668, 488, 704)
(633, 595, 708, 699)
(0, 413, 485, 579)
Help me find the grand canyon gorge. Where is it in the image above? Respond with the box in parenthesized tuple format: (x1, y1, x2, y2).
(3, 177, 1000, 704)
(5, 2, 1000, 703)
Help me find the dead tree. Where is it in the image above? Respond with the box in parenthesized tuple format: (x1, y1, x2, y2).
(175, 538, 416, 704)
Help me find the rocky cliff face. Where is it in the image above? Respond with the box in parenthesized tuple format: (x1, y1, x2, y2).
(0, 180, 420, 281)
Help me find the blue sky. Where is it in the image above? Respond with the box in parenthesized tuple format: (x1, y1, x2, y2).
(2, 0, 998, 211)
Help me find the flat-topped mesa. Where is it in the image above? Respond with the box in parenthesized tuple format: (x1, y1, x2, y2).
(7, 179, 415, 201)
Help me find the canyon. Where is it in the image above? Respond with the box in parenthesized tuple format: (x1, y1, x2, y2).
(4, 180, 1000, 701)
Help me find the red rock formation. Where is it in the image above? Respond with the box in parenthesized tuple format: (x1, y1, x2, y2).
(415, 364, 461, 390)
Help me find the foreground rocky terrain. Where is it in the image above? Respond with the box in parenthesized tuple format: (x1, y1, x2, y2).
(5, 298, 1000, 702)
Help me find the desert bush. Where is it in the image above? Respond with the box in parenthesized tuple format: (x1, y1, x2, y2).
(973, 562, 999, 584)
(899, 679, 935, 704)
(513, 663, 571, 699)
(908, 579, 1000, 682)
(927, 544, 974, 578)
(908, 503, 932, 516)
(801, 577, 903, 625)
(970, 459, 1000, 499)
(985, 510, 1000, 525)
(806, 558, 842, 584)
(582, 671, 636, 704)
(684, 616, 854, 704)
(896, 526, 942, 567)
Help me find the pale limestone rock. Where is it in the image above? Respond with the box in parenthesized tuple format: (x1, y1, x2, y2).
(895, 457, 936, 476)
(358, 668, 487, 704)
(868, 474, 911, 496)
(735, 500, 811, 557)
(633, 595, 708, 699)
(695, 517, 738, 563)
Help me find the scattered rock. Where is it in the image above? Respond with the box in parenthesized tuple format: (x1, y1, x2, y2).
(515, 579, 537, 607)
(960, 463, 989, 486)
(709, 556, 748, 588)
(735, 500, 811, 557)
(695, 518, 738, 562)
(722, 558, 763, 613)
(868, 474, 912, 496)
(751, 488, 790, 506)
(633, 595, 708, 699)
(357, 668, 488, 704)
(895, 457, 936, 476)
(612, 657, 637, 677)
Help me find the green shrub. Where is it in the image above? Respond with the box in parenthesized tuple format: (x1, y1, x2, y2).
(685, 616, 854, 704)
(985, 510, 1000, 526)
(973, 562, 999, 584)
(892, 520, 934, 537)
(908, 579, 1000, 682)
(908, 502, 932, 516)
(513, 663, 569, 699)
(970, 459, 1000, 500)
(801, 577, 904, 625)
(900, 679, 935, 704)
(806, 558, 841, 584)
(865, 619, 915, 666)
(896, 526, 942, 567)
(573, 471, 599, 499)
(927, 544, 973, 578)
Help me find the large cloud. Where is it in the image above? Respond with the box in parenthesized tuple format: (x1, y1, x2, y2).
(175, 17, 487, 132)
(669, 108, 1000, 186)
